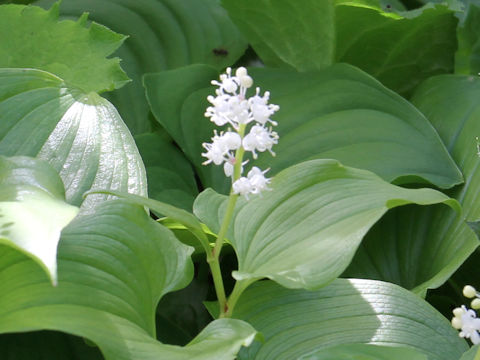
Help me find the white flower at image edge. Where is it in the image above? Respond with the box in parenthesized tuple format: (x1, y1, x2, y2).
(452, 305, 480, 344)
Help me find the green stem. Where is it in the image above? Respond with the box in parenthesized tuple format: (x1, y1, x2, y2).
(221, 279, 253, 318)
(208, 255, 227, 314)
(210, 123, 248, 317)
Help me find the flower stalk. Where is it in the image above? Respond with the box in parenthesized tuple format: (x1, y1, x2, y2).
(201, 66, 279, 317)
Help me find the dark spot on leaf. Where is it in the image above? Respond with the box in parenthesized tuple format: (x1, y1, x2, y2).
(212, 48, 228, 57)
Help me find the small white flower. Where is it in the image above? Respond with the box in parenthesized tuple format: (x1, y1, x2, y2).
(242, 125, 279, 158)
(232, 177, 253, 199)
(452, 305, 480, 344)
(249, 88, 279, 126)
(247, 167, 271, 194)
(203, 67, 279, 199)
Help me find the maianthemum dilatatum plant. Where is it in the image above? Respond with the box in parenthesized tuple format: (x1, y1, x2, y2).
(2, 0, 480, 359)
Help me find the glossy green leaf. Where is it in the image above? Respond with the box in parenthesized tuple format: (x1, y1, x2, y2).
(34, 0, 248, 134)
(222, 0, 457, 96)
(146, 64, 463, 194)
(0, 156, 78, 284)
(299, 344, 428, 360)
(345, 75, 480, 294)
(194, 159, 459, 290)
(232, 279, 467, 360)
(135, 133, 198, 211)
(0, 199, 256, 359)
(0, 2, 129, 93)
(0, 68, 147, 210)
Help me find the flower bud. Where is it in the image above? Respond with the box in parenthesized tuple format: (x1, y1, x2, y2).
(464, 285, 477, 298)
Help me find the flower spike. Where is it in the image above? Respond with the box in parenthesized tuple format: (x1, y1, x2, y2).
(202, 67, 279, 199)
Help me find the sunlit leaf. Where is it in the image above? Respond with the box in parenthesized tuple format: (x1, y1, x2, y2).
(0, 2, 129, 93)
(0, 155, 78, 284)
(0, 199, 256, 359)
(232, 279, 467, 360)
(194, 159, 459, 290)
(0, 68, 147, 210)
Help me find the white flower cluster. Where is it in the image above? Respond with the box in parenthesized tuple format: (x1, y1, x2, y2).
(451, 285, 480, 344)
(202, 67, 279, 199)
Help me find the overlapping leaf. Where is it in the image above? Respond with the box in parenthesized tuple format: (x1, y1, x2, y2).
(0, 2, 129, 93)
(222, 0, 457, 96)
(34, 0, 248, 134)
(0, 156, 78, 284)
(232, 279, 467, 360)
(345, 74, 480, 294)
(194, 159, 459, 290)
(0, 68, 147, 210)
(0, 199, 256, 359)
(145, 64, 462, 194)
(135, 133, 198, 211)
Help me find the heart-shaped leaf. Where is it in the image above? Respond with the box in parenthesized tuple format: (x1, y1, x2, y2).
(0, 68, 147, 210)
(0, 155, 78, 284)
(194, 159, 459, 290)
(231, 279, 467, 360)
(0, 199, 256, 359)
(345, 74, 480, 294)
(33, 0, 248, 134)
(145, 64, 462, 193)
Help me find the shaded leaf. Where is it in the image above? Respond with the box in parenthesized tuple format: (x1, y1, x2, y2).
(455, 3, 480, 74)
(221, 0, 335, 71)
(135, 132, 198, 211)
(194, 159, 459, 290)
(0, 2, 129, 93)
(222, 0, 457, 96)
(232, 279, 467, 360)
(345, 74, 480, 294)
(0, 155, 78, 284)
(0, 68, 147, 210)
(0, 331, 103, 360)
(34, 0, 248, 134)
(145, 64, 463, 193)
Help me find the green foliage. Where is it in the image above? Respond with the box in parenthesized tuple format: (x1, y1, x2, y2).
(232, 280, 467, 359)
(34, 0, 248, 134)
(0, 2, 129, 93)
(0, 156, 78, 283)
(222, 0, 457, 96)
(2, 0, 480, 358)
(0, 68, 147, 209)
(194, 159, 459, 290)
(145, 64, 462, 194)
